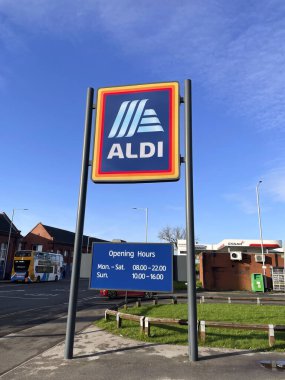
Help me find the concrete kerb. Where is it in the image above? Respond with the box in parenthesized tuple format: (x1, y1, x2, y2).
(2, 323, 285, 380)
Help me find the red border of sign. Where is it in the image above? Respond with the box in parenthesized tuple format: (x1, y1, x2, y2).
(92, 82, 179, 183)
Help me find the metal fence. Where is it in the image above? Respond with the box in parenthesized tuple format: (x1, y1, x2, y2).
(272, 268, 285, 291)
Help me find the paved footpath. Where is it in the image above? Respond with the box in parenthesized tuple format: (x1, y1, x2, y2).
(1, 323, 285, 380)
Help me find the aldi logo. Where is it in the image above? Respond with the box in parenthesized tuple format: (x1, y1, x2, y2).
(91, 82, 180, 183)
(108, 99, 164, 138)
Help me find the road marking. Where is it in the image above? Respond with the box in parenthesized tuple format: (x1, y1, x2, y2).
(0, 284, 27, 289)
(0, 296, 102, 319)
(0, 304, 65, 319)
(79, 296, 105, 301)
(0, 290, 25, 293)
(24, 293, 58, 297)
(0, 295, 48, 300)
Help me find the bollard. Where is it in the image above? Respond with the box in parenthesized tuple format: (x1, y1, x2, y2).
(268, 324, 275, 347)
(145, 317, 150, 336)
(140, 316, 145, 334)
(153, 297, 158, 305)
(116, 312, 122, 328)
(199, 320, 206, 342)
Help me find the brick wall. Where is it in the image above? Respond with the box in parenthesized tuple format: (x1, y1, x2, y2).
(200, 251, 284, 290)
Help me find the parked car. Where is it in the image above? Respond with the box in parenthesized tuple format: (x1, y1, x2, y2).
(100, 289, 154, 299)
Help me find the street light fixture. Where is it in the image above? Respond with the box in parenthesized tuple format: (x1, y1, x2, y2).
(4, 208, 28, 279)
(132, 207, 148, 242)
(256, 181, 265, 276)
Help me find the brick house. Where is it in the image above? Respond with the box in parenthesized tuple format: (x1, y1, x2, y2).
(0, 212, 22, 279)
(177, 238, 284, 291)
(22, 223, 107, 276)
(199, 239, 284, 291)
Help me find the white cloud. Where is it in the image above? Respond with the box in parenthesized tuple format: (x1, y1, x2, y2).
(1, 0, 285, 130)
(224, 162, 285, 216)
(263, 166, 285, 202)
(0, 0, 92, 39)
(94, 1, 285, 131)
(224, 192, 257, 215)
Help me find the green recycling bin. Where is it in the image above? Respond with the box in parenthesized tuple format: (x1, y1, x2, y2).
(251, 273, 265, 292)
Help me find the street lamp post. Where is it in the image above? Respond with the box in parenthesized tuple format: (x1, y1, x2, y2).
(256, 181, 265, 276)
(87, 236, 94, 253)
(87, 236, 90, 253)
(283, 243, 285, 294)
(4, 208, 28, 279)
(132, 207, 148, 242)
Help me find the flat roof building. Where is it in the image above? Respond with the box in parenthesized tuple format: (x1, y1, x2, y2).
(177, 239, 284, 291)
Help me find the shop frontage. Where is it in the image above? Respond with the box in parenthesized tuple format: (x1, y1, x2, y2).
(177, 239, 284, 291)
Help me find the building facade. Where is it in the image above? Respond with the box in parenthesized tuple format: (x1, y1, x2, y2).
(177, 239, 284, 291)
(0, 213, 22, 279)
(21, 223, 107, 276)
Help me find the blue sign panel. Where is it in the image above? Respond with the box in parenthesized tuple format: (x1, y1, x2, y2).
(92, 82, 180, 183)
(90, 243, 173, 292)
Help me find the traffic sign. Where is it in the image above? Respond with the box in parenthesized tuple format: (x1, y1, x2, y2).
(91, 82, 180, 183)
(90, 242, 173, 292)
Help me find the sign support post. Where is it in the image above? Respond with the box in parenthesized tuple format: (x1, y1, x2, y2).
(64, 80, 198, 361)
(184, 79, 198, 361)
(64, 87, 94, 359)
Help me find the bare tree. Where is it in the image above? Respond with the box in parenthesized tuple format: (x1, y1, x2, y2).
(158, 226, 186, 247)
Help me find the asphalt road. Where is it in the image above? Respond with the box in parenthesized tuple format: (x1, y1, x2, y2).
(0, 278, 107, 336)
(0, 278, 116, 376)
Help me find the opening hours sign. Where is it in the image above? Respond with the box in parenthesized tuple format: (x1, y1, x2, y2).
(90, 243, 173, 293)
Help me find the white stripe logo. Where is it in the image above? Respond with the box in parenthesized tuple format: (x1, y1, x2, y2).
(108, 99, 164, 138)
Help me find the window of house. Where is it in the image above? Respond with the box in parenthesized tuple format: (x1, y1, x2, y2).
(0, 243, 7, 259)
(32, 244, 43, 252)
(0, 242, 7, 252)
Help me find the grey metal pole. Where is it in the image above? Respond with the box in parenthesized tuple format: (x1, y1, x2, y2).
(64, 87, 94, 359)
(145, 208, 148, 243)
(256, 181, 265, 276)
(4, 208, 28, 279)
(132, 207, 148, 242)
(184, 79, 198, 362)
(4, 209, 15, 280)
(283, 241, 285, 294)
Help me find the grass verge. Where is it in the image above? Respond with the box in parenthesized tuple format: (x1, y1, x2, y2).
(95, 303, 285, 351)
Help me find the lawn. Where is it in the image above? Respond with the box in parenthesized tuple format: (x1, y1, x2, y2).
(95, 303, 285, 351)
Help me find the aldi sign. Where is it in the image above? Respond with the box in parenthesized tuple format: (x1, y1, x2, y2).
(92, 82, 180, 183)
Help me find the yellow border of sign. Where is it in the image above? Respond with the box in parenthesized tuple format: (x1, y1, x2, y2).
(91, 82, 180, 183)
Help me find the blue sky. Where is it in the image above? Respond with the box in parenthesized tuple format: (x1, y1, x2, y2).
(1, 0, 285, 245)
